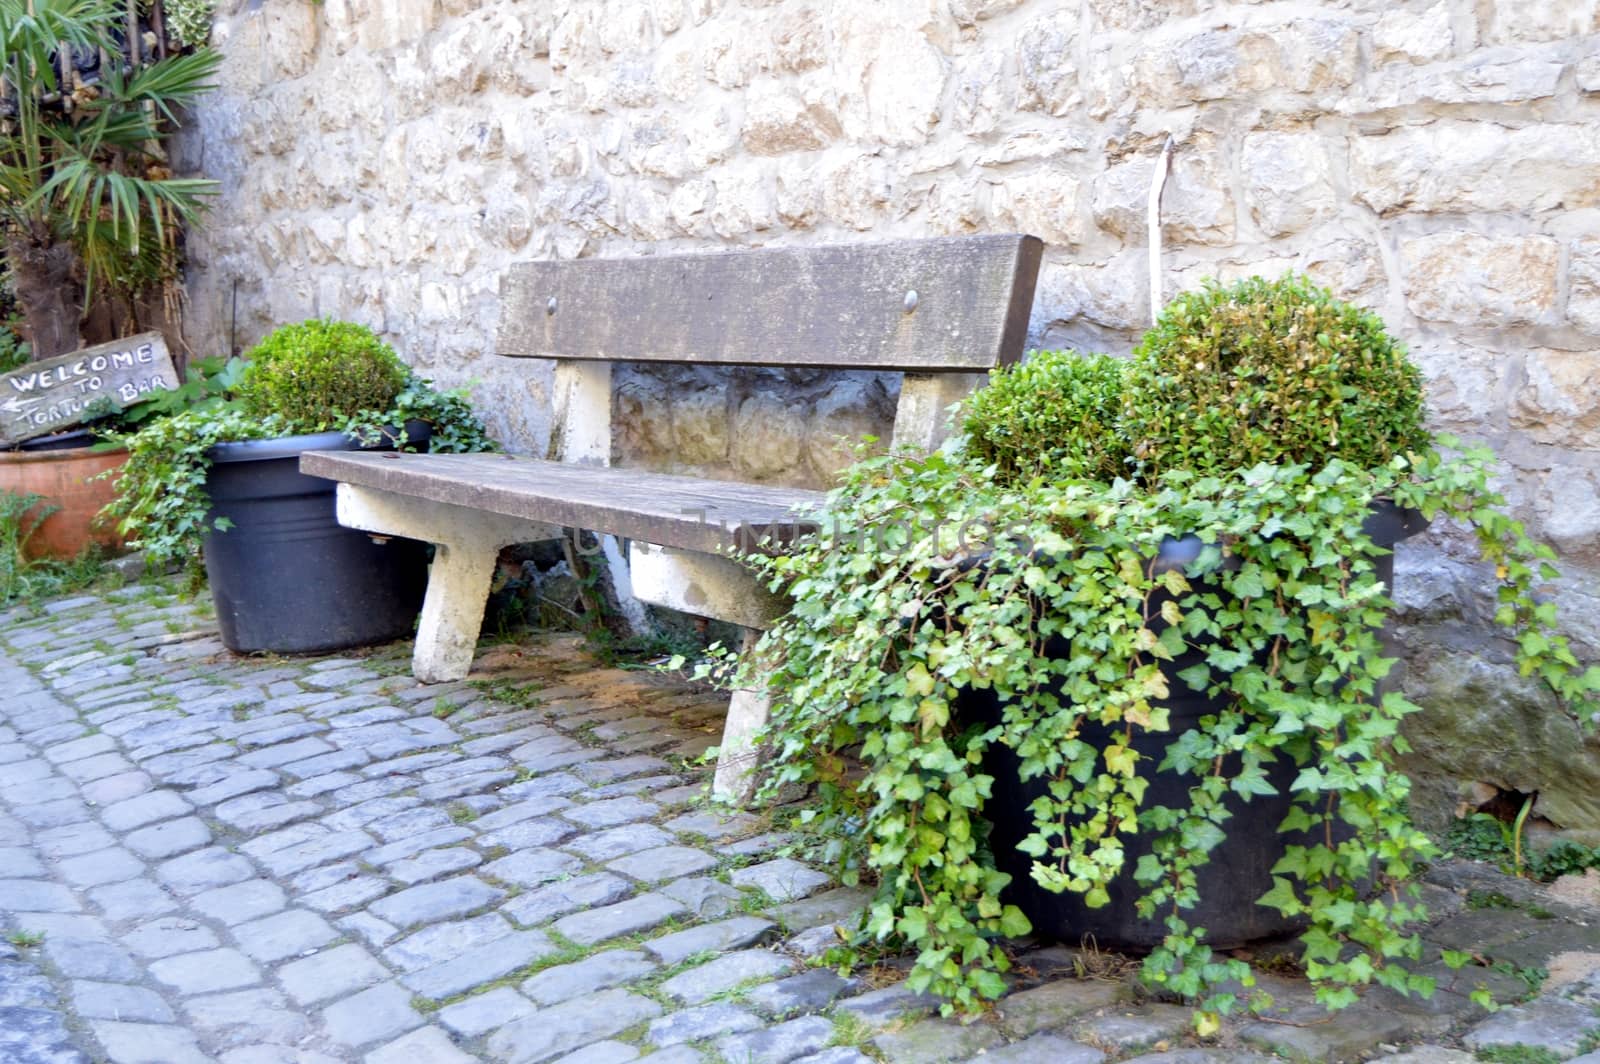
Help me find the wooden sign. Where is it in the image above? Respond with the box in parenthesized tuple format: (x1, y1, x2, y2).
(0, 332, 179, 444)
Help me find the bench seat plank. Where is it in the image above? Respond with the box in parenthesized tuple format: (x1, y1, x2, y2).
(300, 451, 826, 556)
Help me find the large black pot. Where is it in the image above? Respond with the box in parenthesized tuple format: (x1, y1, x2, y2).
(202, 427, 429, 654)
(963, 501, 1428, 951)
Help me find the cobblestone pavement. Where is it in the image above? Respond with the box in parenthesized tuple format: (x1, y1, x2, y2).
(3, 583, 1600, 1063)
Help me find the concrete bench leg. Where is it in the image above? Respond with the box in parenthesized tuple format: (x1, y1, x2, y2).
(334, 485, 559, 683)
(712, 628, 771, 805)
(413, 540, 501, 683)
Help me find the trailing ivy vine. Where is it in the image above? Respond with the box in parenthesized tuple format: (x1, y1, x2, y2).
(702, 277, 1600, 1028)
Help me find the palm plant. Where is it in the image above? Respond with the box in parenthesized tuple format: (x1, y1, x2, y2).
(0, 0, 219, 360)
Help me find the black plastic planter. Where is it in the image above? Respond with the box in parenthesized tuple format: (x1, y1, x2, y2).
(962, 500, 1428, 951)
(202, 428, 429, 655)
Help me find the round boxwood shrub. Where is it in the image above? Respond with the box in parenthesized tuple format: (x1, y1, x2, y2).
(1122, 275, 1429, 478)
(235, 320, 409, 431)
(960, 349, 1130, 483)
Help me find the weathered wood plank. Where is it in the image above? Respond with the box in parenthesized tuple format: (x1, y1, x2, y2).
(498, 234, 1043, 371)
(301, 451, 826, 556)
(0, 332, 178, 444)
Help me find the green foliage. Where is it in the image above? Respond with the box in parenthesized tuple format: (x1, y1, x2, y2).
(102, 327, 496, 572)
(961, 350, 1131, 483)
(1474, 1046, 1564, 1064)
(0, 490, 106, 605)
(165, 0, 214, 47)
(1447, 814, 1600, 882)
(709, 278, 1599, 1023)
(0, 319, 30, 372)
(1123, 276, 1429, 479)
(236, 320, 410, 431)
(100, 403, 274, 571)
(0, 0, 220, 336)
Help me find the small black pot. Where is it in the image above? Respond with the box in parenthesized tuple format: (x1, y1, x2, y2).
(202, 425, 430, 655)
(961, 500, 1427, 951)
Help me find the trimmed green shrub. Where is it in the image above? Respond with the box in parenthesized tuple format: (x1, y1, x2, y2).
(961, 350, 1130, 483)
(236, 320, 409, 431)
(1123, 275, 1429, 478)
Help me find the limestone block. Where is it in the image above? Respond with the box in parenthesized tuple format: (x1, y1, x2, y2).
(805, 378, 892, 482)
(1405, 344, 1507, 431)
(1093, 143, 1234, 246)
(770, 5, 826, 73)
(1569, 239, 1600, 335)
(1300, 236, 1386, 308)
(1538, 465, 1600, 561)
(1580, 54, 1600, 93)
(430, 16, 491, 97)
(950, 0, 1025, 25)
(741, 91, 838, 156)
(1134, 17, 1358, 104)
(596, 1, 654, 55)
(1513, 348, 1600, 450)
(1484, 0, 1599, 42)
(344, 216, 376, 269)
(1030, 251, 1148, 335)
(549, 6, 598, 72)
(837, 15, 947, 147)
(387, 44, 434, 122)
(622, 186, 676, 241)
(480, 193, 534, 252)
(652, 0, 686, 36)
(1351, 122, 1600, 216)
(990, 170, 1084, 246)
(317, 56, 387, 135)
(975, 130, 1090, 168)
(654, 35, 702, 101)
(614, 371, 673, 468)
(319, 0, 364, 56)
(668, 178, 713, 236)
(1373, 2, 1453, 64)
(600, 61, 657, 110)
(1088, 0, 1200, 31)
(1402, 653, 1600, 835)
(417, 282, 461, 328)
(925, 173, 988, 235)
(361, 0, 441, 52)
(303, 216, 345, 265)
(485, 11, 551, 96)
(263, 2, 319, 79)
(775, 166, 819, 229)
(1239, 132, 1336, 238)
(820, 154, 894, 232)
(704, 21, 773, 90)
(1015, 9, 1078, 115)
(1402, 233, 1560, 328)
(1347, 46, 1565, 111)
(952, 49, 1010, 136)
(709, 166, 777, 238)
(671, 385, 731, 466)
(732, 395, 806, 482)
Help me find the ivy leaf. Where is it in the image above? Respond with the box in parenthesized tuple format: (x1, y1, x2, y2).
(999, 906, 1032, 938)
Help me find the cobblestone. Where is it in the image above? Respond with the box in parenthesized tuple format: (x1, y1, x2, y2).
(4, 586, 1591, 1064)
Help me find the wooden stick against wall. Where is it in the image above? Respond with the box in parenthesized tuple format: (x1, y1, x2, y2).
(1147, 136, 1175, 326)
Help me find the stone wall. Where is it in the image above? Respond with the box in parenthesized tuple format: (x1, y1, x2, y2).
(177, 0, 1600, 834)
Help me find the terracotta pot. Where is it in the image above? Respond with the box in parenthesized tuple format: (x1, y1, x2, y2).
(0, 443, 128, 560)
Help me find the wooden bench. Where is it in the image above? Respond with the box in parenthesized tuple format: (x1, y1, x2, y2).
(301, 234, 1043, 799)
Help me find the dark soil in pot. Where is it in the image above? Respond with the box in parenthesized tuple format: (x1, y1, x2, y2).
(202, 425, 429, 655)
(960, 500, 1428, 952)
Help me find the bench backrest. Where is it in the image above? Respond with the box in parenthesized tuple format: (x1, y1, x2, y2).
(498, 234, 1042, 371)
(495, 234, 1043, 466)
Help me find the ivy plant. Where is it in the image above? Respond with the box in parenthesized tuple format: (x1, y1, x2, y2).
(102, 320, 496, 572)
(706, 276, 1600, 1028)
